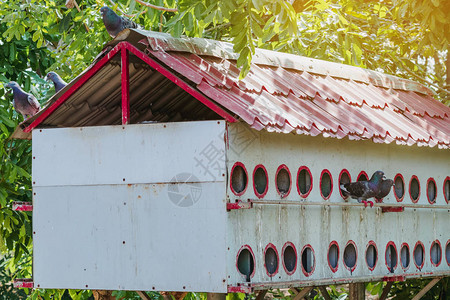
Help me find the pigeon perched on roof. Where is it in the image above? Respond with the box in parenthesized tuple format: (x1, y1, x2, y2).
(375, 179, 394, 203)
(5, 82, 40, 119)
(340, 170, 386, 207)
(100, 6, 139, 38)
(46, 71, 67, 93)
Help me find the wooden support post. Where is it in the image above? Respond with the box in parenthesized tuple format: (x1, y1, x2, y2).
(136, 291, 152, 300)
(412, 277, 442, 300)
(318, 286, 332, 300)
(292, 286, 314, 300)
(121, 48, 130, 125)
(206, 293, 227, 300)
(255, 290, 268, 300)
(349, 283, 365, 300)
(379, 282, 393, 300)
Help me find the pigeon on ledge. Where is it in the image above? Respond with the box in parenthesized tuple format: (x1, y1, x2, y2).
(46, 71, 67, 93)
(100, 6, 139, 38)
(5, 82, 40, 119)
(340, 170, 386, 207)
(375, 179, 394, 203)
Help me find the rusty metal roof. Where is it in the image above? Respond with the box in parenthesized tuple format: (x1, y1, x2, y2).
(15, 29, 449, 149)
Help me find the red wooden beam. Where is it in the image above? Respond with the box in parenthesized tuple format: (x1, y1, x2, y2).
(23, 45, 123, 133)
(12, 202, 33, 211)
(14, 279, 33, 288)
(23, 41, 236, 132)
(122, 42, 237, 123)
(121, 48, 130, 125)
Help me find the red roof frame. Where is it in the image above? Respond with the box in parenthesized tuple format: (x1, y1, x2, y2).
(23, 42, 237, 133)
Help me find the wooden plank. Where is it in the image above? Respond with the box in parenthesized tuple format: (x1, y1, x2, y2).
(411, 277, 441, 300)
(255, 290, 268, 300)
(379, 282, 393, 300)
(292, 287, 313, 300)
(349, 283, 365, 300)
(318, 286, 332, 300)
(136, 291, 152, 300)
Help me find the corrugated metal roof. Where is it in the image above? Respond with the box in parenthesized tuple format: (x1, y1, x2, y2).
(16, 29, 449, 148)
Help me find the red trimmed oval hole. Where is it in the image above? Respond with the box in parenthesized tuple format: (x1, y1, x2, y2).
(276, 165, 291, 197)
(320, 169, 333, 200)
(339, 169, 351, 199)
(430, 240, 442, 267)
(264, 244, 279, 276)
(427, 178, 437, 204)
(409, 176, 420, 203)
(401, 243, 410, 270)
(301, 245, 315, 276)
(446, 240, 450, 266)
(282, 242, 297, 275)
(297, 166, 312, 198)
(328, 241, 339, 272)
(444, 177, 450, 204)
(394, 174, 405, 202)
(385, 242, 398, 273)
(357, 171, 368, 182)
(236, 246, 255, 281)
(365, 241, 377, 271)
(343, 241, 357, 272)
(413, 242, 425, 270)
(230, 163, 248, 196)
(253, 165, 268, 198)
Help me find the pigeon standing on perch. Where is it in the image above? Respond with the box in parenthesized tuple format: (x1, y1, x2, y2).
(375, 179, 395, 203)
(46, 71, 67, 93)
(100, 6, 139, 38)
(340, 170, 386, 207)
(5, 82, 40, 119)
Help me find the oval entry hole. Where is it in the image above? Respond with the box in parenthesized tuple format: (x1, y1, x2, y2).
(283, 244, 297, 274)
(446, 242, 450, 266)
(297, 167, 312, 197)
(328, 243, 339, 272)
(320, 170, 332, 199)
(253, 165, 268, 197)
(264, 246, 278, 276)
(386, 243, 397, 273)
(427, 178, 437, 204)
(231, 164, 247, 195)
(344, 242, 357, 272)
(401, 244, 410, 269)
(414, 243, 424, 269)
(444, 178, 450, 203)
(301, 246, 315, 276)
(357, 172, 368, 182)
(410, 176, 420, 202)
(394, 174, 405, 201)
(339, 170, 351, 198)
(237, 248, 254, 281)
(276, 166, 291, 197)
(430, 241, 441, 266)
(366, 243, 377, 271)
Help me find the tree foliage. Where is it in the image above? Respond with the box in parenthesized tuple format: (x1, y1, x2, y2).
(0, 0, 448, 299)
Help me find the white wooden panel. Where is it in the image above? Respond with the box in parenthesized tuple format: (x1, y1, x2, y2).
(33, 182, 227, 292)
(226, 123, 450, 287)
(32, 121, 226, 186)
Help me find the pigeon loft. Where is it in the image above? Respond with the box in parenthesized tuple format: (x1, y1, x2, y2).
(13, 30, 450, 294)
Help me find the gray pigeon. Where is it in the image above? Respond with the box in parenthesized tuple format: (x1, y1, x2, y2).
(375, 179, 394, 202)
(100, 6, 139, 38)
(340, 170, 386, 207)
(5, 82, 40, 119)
(46, 71, 67, 93)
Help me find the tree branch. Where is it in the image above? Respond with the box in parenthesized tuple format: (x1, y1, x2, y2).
(135, 0, 178, 12)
